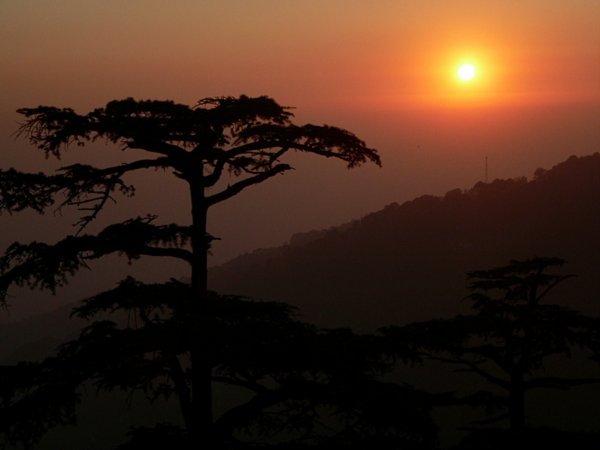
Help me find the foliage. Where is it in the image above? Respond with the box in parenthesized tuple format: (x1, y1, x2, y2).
(0, 216, 191, 301)
(5, 96, 379, 231)
(384, 257, 600, 432)
(0, 96, 384, 448)
(0, 280, 436, 449)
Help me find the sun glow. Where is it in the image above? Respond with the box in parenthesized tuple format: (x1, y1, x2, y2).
(385, 42, 510, 108)
(457, 63, 476, 81)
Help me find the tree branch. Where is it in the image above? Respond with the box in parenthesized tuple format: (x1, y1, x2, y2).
(535, 274, 576, 305)
(428, 356, 510, 389)
(0, 158, 172, 231)
(525, 376, 600, 390)
(126, 141, 187, 158)
(133, 246, 193, 263)
(205, 164, 291, 207)
(0, 217, 192, 302)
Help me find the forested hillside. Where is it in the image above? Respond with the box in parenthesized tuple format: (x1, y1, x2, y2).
(210, 153, 600, 329)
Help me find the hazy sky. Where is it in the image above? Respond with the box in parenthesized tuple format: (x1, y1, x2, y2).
(1, 1, 599, 317)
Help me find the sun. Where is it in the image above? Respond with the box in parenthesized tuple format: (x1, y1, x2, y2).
(457, 63, 476, 81)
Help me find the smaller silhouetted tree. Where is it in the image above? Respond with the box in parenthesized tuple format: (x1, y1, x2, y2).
(384, 257, 600, 437)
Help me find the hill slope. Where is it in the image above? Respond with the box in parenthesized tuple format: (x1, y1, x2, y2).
(209, 153, 600, 329)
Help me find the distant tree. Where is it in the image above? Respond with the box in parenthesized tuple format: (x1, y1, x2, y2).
(0, 96, 380, 447)
(384, 257, 600, 435)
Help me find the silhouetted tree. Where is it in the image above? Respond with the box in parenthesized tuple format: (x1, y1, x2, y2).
(385, 257, 600, 437)
(0, 96, 380, 447)
(0, 282, 437, 449)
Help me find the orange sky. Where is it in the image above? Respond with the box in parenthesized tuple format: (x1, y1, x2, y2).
(2, 1, 598, 108)
(1, 1, 599, 316)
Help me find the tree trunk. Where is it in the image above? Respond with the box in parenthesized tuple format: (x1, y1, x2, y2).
(168, 354, 194, 432)
(189, 178, 213, 447)
(508, 372, 526, 433)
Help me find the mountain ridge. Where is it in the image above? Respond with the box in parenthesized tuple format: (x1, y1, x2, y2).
(209, 153, 600, 329)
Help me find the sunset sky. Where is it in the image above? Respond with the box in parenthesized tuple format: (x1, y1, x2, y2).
(1, 1, 599, 316)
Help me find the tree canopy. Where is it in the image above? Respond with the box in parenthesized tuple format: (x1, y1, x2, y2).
(7, 96, 379, 231)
